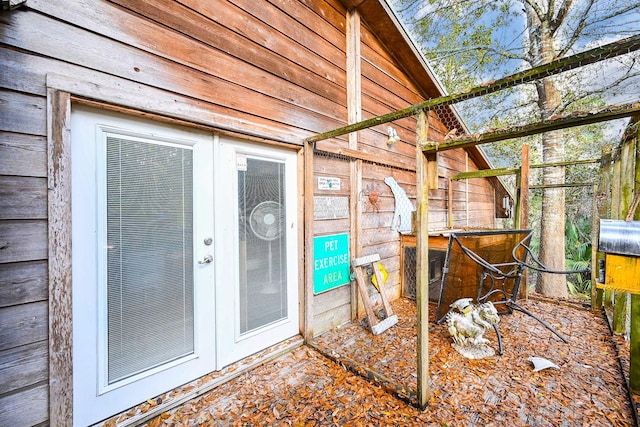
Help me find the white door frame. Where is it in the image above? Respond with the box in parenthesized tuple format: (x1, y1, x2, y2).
(214, 137, 299, 368)
(71, 107, 216, 426)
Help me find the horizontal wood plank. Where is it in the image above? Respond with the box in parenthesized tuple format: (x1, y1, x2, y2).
(297, 0, 347, 33)
(0, 176, 47, 220)
(0, 301, 48, 351)
(360, 232, 403, 248)
(0, 383, 48, 427)
(313, 302, 351, 337)
(2, 11, 345, 134)
(0, 52, 47, 96)
(0, 220, 48, 264)
(31, 0, 348, 123)
(314, 284, 351, 315)
(0, 91, 46, 136)
(231, 0, 346, 63)
(108, 0, 347, 105)
(0, 261, 48, 308)
(2, 47, 308, 144)
(0, 132, 48, 177)
(0, 340, 48, 395)
(314, 218, 351, 235)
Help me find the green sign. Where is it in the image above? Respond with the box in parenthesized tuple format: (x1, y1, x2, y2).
(313, 233, 350, 294)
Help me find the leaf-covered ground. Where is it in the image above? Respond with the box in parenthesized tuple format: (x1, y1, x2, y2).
(143, 297, 635, 426)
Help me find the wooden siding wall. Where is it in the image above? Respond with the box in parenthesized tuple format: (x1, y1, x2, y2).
(311, 16, 497, 335)
(0, 0, 353, 424)
(1, 0, 499, 424)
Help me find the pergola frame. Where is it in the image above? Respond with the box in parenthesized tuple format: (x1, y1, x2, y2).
(305, 34, 640, 409)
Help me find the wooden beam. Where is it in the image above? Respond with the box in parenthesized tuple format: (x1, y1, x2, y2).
(346, 9, 361, 150)
(415, 109, 430, 408)
(47, 89, 73, 426)
(531, 158, 600, 168)
(630, 116, 640, 394)
(451, 158, 600, 181)
(613, 134, 637, 335)
(426, 152, 438, 190)
(347, 9, 362, 320)
(304, 142, 315, 342)
(447, 179, 453, 228)
(529, 182, 597, 189)
(306, 35, 640, 143)
(315, 143, 416, 172)
(520, 144, 530, 229)
(424, 102, 640, 152)
(518, 144, 529, 299)
(452, 167, 519, 180)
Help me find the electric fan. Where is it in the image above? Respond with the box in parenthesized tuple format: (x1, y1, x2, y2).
(249, 201, 284, 294)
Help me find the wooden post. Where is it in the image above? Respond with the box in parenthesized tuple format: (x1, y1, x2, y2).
(514, 170, 522, 229)
(415, 109, 430, 408)
(591, 183, 601, 309)
(520, 144, 530, 229)
(518, 145, 530, 298)
(350, 159, 362, 319)
(630, 116, 640, 393)
(304, 141, 315, 342)
(346, 9, 362, 320)
(447, 178, 453, 228)
(613, 139, 634, 334)
(47, 89, 73, 426)
(427, 152, 438, 190)
(593, 147, 612, 309)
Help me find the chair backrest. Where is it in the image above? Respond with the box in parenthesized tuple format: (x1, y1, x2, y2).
(435, 229, 533, 322)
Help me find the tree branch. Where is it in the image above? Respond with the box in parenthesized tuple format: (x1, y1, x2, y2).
(520, 0, 545, 23)
(556, 0, 595, 57)
(550, 0, 575, 34)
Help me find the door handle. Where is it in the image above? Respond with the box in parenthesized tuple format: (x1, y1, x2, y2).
(198, 254, 213, 264)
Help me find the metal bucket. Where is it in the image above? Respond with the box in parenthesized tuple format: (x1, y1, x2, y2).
(599, 219, 640, 257)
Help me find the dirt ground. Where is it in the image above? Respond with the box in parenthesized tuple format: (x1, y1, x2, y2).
(143, 296, 635, 426)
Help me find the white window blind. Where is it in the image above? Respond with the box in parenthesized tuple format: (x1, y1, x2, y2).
(105, 136, 194, 384)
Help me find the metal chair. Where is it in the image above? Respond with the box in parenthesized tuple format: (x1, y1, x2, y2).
(435, 229, 568, 355)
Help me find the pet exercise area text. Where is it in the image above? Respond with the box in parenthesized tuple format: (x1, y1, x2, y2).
(313, 233, 350, 294)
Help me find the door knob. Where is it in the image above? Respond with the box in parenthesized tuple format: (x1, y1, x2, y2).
(198, 254, 213, 264)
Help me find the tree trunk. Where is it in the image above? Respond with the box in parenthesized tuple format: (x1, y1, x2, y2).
(528, 6, 568, 298)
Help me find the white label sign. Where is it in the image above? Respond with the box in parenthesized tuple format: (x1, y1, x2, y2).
(318, 176, 341, 190)
(236, 153, 247, 171)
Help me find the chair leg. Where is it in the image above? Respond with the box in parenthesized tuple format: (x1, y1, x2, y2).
(493, 324, 504, 355)
(506, 301, 569, 343)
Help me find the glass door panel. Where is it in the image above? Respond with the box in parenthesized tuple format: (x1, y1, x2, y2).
(238, 158, 287, 334)
(216, 139, 299, 367)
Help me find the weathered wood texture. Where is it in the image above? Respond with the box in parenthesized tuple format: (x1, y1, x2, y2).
(0, 261, 48, 308)
(310, 21, 498, 334)
(0, 383, 49, 427)
(0, 0, 506, 423)
(1, 0, 353, 422)
(47, 89, 73, 427)
(629, 117, 640, 394)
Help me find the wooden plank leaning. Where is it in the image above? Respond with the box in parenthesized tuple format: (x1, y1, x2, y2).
(352, 254, 398, 335)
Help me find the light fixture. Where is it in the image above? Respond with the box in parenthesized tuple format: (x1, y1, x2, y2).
(386, 126, 400, 146)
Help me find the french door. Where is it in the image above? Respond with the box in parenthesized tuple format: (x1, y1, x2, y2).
(71, 108, 298, 425)
(214, 138, 299, 367)
(71, 107, 216, 425)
